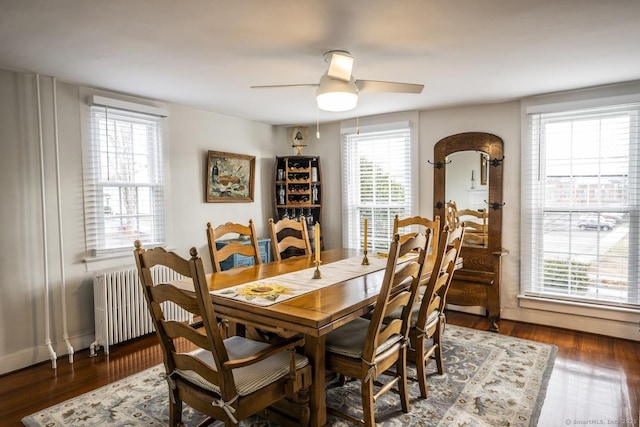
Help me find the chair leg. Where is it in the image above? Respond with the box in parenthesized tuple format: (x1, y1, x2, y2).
(168, 390, 182, 427)
(361, 375, 376, 427)
(414, 334, 429, 399)
(397, 347, 410, 413)
(435, 317, 445, 375)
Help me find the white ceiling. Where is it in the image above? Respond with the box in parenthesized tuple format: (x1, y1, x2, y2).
(1, 0, 639, 126)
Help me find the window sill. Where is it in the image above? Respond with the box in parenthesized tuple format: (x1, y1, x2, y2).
(517, 294, 639, 323)
(83, 251, 133, 264)
(83, 244, 173, 264)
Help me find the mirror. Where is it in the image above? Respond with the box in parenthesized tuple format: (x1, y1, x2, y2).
(433, 132, 503, 254)
(432, 132, 505, 331)
(445, 151, 490, 247)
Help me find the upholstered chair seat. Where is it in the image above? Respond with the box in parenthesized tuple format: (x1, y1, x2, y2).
(178, 336, 309, 396)
(325, 317, 404, 359)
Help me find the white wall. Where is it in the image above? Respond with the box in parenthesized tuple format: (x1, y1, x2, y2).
(0, 69, 276, 375)
(0, 72, 98, 375)
(165, 104, 277, 266)
(0, 70, 51, 374)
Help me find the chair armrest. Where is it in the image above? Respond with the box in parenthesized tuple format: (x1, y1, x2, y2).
(223, 336, 305, 369)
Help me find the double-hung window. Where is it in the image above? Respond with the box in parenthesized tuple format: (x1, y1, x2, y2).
(522, 100, 639, 308)
(341, 121, 416, 251)
(83, 96, 167, 256)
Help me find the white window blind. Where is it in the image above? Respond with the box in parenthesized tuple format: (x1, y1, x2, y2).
(522, 101, 639, 308)
(83, 101, 166, 255)
(342, 127, 414, 251)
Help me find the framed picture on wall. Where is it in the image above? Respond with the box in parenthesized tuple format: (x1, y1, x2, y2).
(206, 151, 255, 202)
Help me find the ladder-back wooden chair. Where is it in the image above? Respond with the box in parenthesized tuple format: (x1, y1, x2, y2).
(456, 208, 488, 246)
(393, 214, 441, 279)
(385, 223, 465, 399)
(133, 241, 312, 427)
(206, 220, 262, 272)
(268, 218, 312, 261)
(444, 201, 459, 229)
(323, 233, 430, 427)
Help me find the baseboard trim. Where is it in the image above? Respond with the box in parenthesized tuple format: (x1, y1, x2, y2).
(501, 306, 640, 341)
(0, 332, 95, 375)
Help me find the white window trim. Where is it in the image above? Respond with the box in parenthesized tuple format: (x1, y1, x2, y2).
(520, 84, 640, 317)
(80, 89, 169, 261)
(340, 111, 419, 249)
(89, 95, 168, 117)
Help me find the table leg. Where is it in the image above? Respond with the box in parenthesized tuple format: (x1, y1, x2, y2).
(227, 320, 245, 337)
(305, 334, 326, 427)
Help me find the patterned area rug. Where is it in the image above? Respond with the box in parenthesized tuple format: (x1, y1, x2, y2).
(22, 325, 556, 427)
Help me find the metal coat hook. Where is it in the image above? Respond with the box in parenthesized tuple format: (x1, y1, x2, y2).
(435, 199, 454, 209)
(427, 159, 451, 169)
(485, 200, 506, 210)
(489, 156, 505, 167)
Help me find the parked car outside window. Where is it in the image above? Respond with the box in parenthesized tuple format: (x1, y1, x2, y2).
(577, 214, 616, 231)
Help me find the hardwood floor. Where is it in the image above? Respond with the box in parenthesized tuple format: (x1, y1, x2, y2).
(1, 311, 638, 426)
(453, 313, 640, 426)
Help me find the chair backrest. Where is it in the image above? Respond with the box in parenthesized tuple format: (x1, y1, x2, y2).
(133, 241, 236, 402)
(444, 202, 459, 229)
(437, 224, 465, 308)
(414, 224, 465, 329)
(393, 214, 441, 268)
(268, 217, 312, 261)
(455, 208, 488, 246)
(362, 232, 430, 364)
(206, 220, 262, 272)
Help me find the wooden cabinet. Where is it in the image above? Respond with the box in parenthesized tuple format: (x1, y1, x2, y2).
(215, 237, 271, 271)
(273, 156, 323, 254)
(274, 156, 322, 225)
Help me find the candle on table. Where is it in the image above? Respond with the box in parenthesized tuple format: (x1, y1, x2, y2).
(315, 222, 320, 263)
(363, 218, 368, 250)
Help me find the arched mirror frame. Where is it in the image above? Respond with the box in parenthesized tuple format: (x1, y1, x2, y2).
(433, 132, 505, 331)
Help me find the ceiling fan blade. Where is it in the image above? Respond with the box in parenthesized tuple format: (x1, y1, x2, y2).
(326, 51, 353, 82)
(356, 80, 424, 94)
(250, 84, 318, 89)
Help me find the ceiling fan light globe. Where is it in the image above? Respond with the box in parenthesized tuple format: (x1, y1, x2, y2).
(316, 74, 358, 112)
(316, 92, 358, 112)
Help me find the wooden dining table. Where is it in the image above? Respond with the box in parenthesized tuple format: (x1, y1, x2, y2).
(173, 248, 400, 427)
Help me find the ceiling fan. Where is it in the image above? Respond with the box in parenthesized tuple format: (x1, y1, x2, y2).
(251, 50, 424, 112)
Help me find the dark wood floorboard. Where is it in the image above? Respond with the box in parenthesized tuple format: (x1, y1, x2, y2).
(1, 311, 638, 426)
